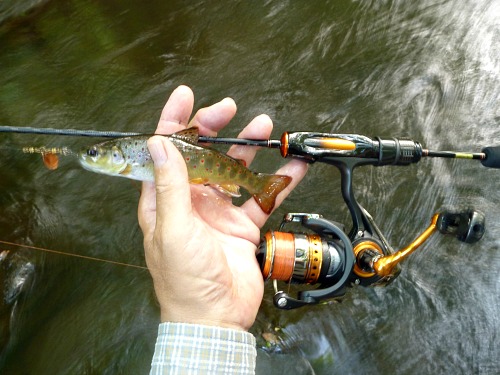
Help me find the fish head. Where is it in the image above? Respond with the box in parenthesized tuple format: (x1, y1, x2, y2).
(78, 143, 128, 176)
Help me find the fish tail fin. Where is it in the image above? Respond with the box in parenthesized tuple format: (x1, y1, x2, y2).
(253, 174, 292, 214)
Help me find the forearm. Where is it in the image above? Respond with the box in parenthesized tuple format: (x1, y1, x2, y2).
(150, 322, 257, 375)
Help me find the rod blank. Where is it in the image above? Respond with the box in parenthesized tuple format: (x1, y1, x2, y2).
(423, 150, 485, 160)
(0, 125, 141, 138)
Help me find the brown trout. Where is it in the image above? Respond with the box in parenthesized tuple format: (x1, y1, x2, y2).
(78, 128, 291, 214)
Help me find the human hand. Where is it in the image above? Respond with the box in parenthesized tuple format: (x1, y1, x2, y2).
(138, 85, 308, 331)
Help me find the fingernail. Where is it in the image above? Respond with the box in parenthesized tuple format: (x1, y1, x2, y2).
(220, 97, 236, 107)
(148, 137, 168, 166)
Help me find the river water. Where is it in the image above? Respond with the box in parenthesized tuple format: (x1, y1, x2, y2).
(0, 1, 499, 374)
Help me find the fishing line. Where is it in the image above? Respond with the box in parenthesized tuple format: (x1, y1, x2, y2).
(0, 239, 148, 270)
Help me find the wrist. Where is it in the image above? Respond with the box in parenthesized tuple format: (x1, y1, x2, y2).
(160, 308, 254, 331)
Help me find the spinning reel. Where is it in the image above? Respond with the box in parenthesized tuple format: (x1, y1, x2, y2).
(255, 132, 490, 309)
(1, 125, 495, 310)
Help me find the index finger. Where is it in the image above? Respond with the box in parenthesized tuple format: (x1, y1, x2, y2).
(226, 114, 273, 167)
(155, 85, 195, 135)
(188, 97, 237, 137)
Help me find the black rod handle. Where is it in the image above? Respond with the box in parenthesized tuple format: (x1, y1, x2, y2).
(481, 146, 500, 169)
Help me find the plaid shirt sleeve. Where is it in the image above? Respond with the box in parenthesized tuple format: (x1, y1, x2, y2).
(150, 322, 257, 375)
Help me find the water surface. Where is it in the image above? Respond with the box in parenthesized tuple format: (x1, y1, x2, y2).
(0, 1, 499, 374)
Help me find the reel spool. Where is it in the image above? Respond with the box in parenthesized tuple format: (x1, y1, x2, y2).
(256, 214, 355, 309)
(258, 231, 342, 285)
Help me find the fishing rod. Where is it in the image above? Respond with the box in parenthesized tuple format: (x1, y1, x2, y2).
(1, 125, 499, 166)
(1, 125, 498, 309)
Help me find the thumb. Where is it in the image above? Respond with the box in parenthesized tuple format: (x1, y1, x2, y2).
(147, 135, 192, 234)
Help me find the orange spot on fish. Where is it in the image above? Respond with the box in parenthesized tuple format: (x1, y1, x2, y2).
(42, 153, 59, 170)
(186, 157, 191, 162)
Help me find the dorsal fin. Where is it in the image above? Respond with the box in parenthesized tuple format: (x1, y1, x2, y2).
(170, 127, 199, 144)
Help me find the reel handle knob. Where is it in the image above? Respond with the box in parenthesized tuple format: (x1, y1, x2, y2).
(437, 209, 485, 244)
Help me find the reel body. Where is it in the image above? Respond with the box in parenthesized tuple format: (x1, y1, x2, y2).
(258, 209, 485, 309)
(257, 214, 354, 309)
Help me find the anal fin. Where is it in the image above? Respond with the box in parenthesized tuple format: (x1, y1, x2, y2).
(213, 183, 241, 197)
(189, 177, 209, 185)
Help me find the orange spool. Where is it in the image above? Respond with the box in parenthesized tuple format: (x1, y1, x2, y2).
(261, 231, 296, 281)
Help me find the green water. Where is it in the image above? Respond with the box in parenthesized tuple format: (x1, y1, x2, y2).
(0, 1, 499, 374)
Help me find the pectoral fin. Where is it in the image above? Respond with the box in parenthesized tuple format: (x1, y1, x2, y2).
(119, 164, 133, 176)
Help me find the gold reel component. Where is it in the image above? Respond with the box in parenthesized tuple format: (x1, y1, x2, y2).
(372, 214, 440, 277)
(353, 240, 385, 278)
(353, 214, 441, 280)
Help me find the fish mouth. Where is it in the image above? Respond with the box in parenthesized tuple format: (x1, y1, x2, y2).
(78, 147, 98, 171)
(78, 149, 87, 163)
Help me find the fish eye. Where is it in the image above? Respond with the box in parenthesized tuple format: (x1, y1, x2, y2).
(87, 148, 98, 157)
(111, 147, 124, 164)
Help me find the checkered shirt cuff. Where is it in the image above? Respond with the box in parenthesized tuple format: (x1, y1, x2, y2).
(150, 322, 257, 375)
